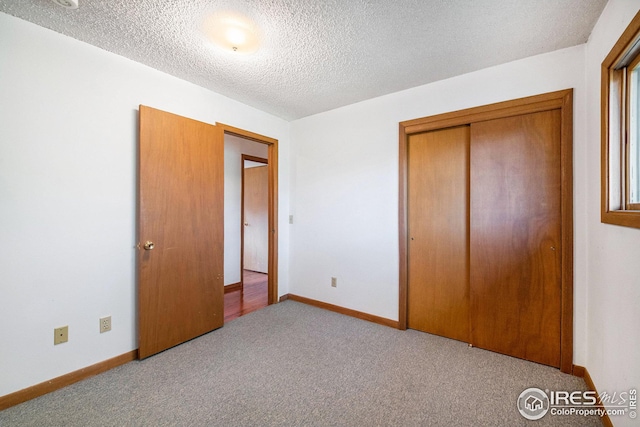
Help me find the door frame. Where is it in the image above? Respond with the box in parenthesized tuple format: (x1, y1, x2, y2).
(219, 124, 279, 305)
(240, 154, 268, 292)
(398, 89, 574, 373)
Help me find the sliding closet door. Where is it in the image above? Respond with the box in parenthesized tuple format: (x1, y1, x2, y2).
(470, 110, 562, 367)
(407, 126, 470, 342)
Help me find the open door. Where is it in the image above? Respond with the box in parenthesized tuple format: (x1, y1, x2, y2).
(138, 106, 224, 359)
(243, 158, 269, 274)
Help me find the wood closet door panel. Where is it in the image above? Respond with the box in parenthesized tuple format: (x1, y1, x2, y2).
(407, 126, 470, 342)
(470, 110, 562, 367)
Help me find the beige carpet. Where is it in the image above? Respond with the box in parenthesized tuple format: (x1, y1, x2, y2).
(0, 300, 601, 426)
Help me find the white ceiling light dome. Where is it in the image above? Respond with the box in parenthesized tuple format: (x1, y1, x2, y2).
(203, 13, 260, 55)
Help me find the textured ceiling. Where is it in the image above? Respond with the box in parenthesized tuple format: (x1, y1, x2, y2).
(0, 0, 607, 120)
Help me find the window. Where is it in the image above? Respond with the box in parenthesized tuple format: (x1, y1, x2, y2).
(602, 11, 640, 228)
(629, 57, 640, 208)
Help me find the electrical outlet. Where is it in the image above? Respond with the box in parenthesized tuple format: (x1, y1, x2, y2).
(100, 316, 111, 333)
(54, 326, 68, 345)
(331, 277, 337, 288)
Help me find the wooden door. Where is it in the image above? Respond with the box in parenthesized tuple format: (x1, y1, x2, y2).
(138, 106, 224, 359)
(407, 126, 470, 342)
(470, 110, 562, 367)
(243, 165, 269, 273)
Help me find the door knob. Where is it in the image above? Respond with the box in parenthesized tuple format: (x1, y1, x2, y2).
(143, 241, 155, 250)
(244, 222, 249, 226)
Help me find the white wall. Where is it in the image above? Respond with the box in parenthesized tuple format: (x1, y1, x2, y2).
(290, 46, 589, 357)
(290, 4, 640, 422)
(0, 12, 290, 397)
(585, 2, 640, 426)
(224, 134, 268, 285)
(4, 1, 639, 417)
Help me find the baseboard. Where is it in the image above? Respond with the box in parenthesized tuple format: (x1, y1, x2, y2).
(224, 282, 242, 293)
(0, 349, 138, 411)
(571, 364, 586, 378)
(278, 294, 289, 302)
(572, 364, 614, 427)
(283, 294, 399, 329)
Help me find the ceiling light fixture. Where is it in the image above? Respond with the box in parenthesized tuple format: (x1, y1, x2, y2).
(50, 0, 79, 9)
(203, 13, 260, 54)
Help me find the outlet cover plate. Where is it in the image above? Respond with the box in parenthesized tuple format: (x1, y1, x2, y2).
(54, 326, 68, 345)
(100, 316, 111, 333)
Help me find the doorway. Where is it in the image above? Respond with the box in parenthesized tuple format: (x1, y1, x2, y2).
(242, 155, 269, 277)
(138, 108, 278, 358)
(223, 154, 269, 322)
(220, 124, 278, 321)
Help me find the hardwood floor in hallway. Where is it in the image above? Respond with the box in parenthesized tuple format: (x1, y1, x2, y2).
(224, 270, 268, 323)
